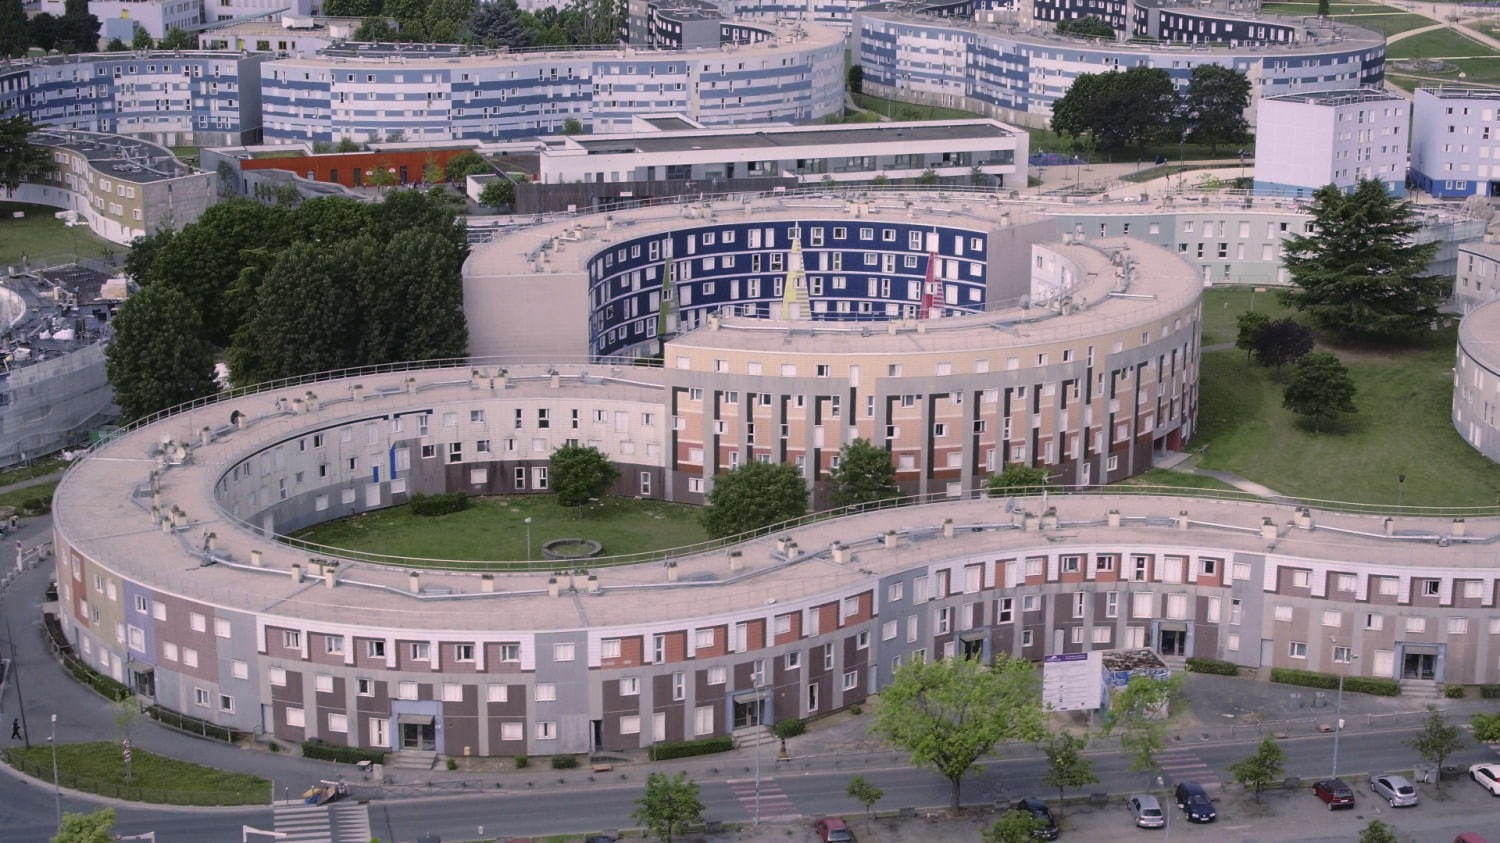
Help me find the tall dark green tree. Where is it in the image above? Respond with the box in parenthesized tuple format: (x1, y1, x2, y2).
(1234, 310, 1270, 361)
(354, 16, 398, 40)
(1250, 317, 1314, 369)
(105, 285, 218, 420)
(0, 0, 27, 57)
(443, 150, 491, 181)
(549, 444, 620, 506)
(828, 437, 898, 508)
(121, 227, 176, 283)
(131, 24, 154, 50)
(356, 227, 469, 363)
(469, 0, 532, 47)
(1050, 67, 1179, 152)
(0, 107, 52, 191)
(701, 461, 807, 538)
(58, 0, 100, 52)
(1279, 180, 1444, 339)
(227, 238, 366, 384)
(323, 0, 383, 15)
(1183, 65, 1250, 152)
(1282, 352, 1357, 432)
(28, 13, 62, 51)
(1056, 15, 1114, 37)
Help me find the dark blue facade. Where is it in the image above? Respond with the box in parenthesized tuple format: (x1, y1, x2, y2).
(587, 220, 991, 356)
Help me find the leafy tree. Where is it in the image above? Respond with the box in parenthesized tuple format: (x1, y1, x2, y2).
(847, 64, 862, 94)
(354, 16, 398, 40)
(158, 27, 195, 49)
(1039, 731, 1097, 818)
(0, 0, 27, 56)
(917, 168, 938, 185)
(1250, 317, 1314, 369)
(983, 810, 1044, 843)
(130, 24, 153, 49)
(1227, 736, 1284, 801)
(1471, 711, 1500, 743)
(1234, 310, 1270, 361)
(479, 178, 515, 209)
(700, 461, 807, 538)
(226, 238, 366, 384)
(335, 137, 363, 153)
(846, 775, 883, 819)
(51, 808, 115, 843)
(27, 13, 62, 51)
(105, 285, 218, 420)
(1359, 820, 1398, 843)
(355, 226, 469, 363)
(469, 0, 532, 47)
(986, 463, 1049, 495)
(1282, 352, 1356, 432)
(1050, 67, 1179, 152)
(873, 655, 1044, 810)
(1099, 674, 1181, 776)
(1183, 65, 1250, 152)
(1317, 0, 1330, 15)
(562, 117, 584, 135)
(771, 717, 804, 758)
(631, 771, 703, 843)
(1280, 180, 1443, 339)
(324, 0, 382, 15)
(444, 150, 491, 181)
(57, 0, 100, 53)
(1407, 706, 1464, 791)
(549, 444, 620, 506)
(104, 37, 128, 51)
(0, 107, 54, 192)
(828, 437, 898, 508)
(366, 162, 397, 189)
(1056, 15, 1114, 37)
(423, 0, 476, 42)
(422, 158, 443, 185)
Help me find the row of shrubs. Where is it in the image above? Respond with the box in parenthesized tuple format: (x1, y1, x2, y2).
(301, 738, 387, 765)
(1481, 685, 1500, 699)
(61, 650, 131, 702)
(1184, 657, 1239, 676)
(648, 735, 734, 761)
(1269, 667, 1401, 696)
(145, 705, 246, 743)
(409, 492, 470, 517)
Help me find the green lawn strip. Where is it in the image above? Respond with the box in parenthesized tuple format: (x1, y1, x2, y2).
(1382, 74, 1425, 92)
(4, 742, 269, 805)
(0, 479, 58, 510)
(1331, 13, 1441, 35)
(0, 202, 120, 267)
(1199, 286, 1295, 347)
(1387, 27, 1496, 59)
(1114, 468, 1241, 493)
(0, 456, 68, 487)
(290, 494, 710, 563)
(1194, 337, 1500, 507)
(1262, 2, 1400, 13)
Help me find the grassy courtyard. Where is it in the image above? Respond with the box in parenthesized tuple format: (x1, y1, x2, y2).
(0, 202, 118, 267)
(1388, 26, 1494, 58)
(291, 494, 711, 564)
(4, 742, 269, 805)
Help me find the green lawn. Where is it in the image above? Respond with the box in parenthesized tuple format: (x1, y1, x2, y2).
(1200, 286, 1295, 347)
(291, 494, 711, 565)
(850, 92, 986, 122)
(1387, 27, 1495, 59)
(1262, 2, 1400, 12)
(4, 742, 269, 805)
(1115, 468, 1241, 493)
(0, 478, 58, 512)
(0, 202, 119, 267)
(0, 456, 68, 487)
(1333, 12, 1439, 35)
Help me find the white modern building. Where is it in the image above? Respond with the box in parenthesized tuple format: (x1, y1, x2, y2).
(1253, 88, 1407, 197)
(1410, 87, 1500, 200)
(198, 14, 361, 54)
(535, 117, 1029, 187)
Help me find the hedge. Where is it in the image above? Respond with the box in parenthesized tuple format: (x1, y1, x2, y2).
(409, 492, 470, 517)
(1185, 657, 1239, 676)
(1482, 685, 1500, 700)
(301, 739, 386, 765)
(61, 652, 131, 702)
(648, 735, 734, 761)
(144, 705, 247, 743)
(1269, 667, 1400, 696)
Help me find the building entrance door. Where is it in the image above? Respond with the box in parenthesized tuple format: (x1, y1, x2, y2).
(1158, 628, 1186, 656)
(1402, 652, 1436, 680)
(733, 699, 762, 729)
(401, 721, 436, 751)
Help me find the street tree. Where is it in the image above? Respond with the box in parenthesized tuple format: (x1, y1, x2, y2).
(772, 717, 805, 758)
(104, 283, 218, 420)
(114, 699, 138, 782)
(479, 177, 515, 209)
(1317, 0, 1330, 15)
(51, 808, 115, 843)
(986, 463, 1049, 495)
(1280, 180, 1444, 339)
(873, 655, 1044, 810)
(846, 775, 883, 820)
(631, 771, 704, 843)
(444, 150, 491, 181)
(1250, 318, 1315, 369)
(1183, 65, 1250, 152)
(1227, 736, 1284, 801)
(549, 444, 620, 506)
(1471, 711, 1500, 743)
(1050, 67, 1179, 152)
(700, 461, 807, 538)
(981, 809, 1045, 843)
(1359, 820, 1399, 843)
(422, 158, 444, 185)
(828, 437, 898, 508)
(1039, 731, 1098, 819)
(0, 106, 52, 192)
(1407, 706, 1464, 791)
(1282, 352, 1357, 432)
(1235, 310, 1270, 361)
(1099, 674, 1182, 776)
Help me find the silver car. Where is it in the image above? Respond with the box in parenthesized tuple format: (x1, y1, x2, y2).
(1371, 774, 1419, 808)
(1127, 794, 1167, 829)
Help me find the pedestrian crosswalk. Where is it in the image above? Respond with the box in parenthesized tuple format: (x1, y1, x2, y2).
(726, 776, 801, 821)
(272, 801, 372, 843)
(1157, 748, 1221, 788)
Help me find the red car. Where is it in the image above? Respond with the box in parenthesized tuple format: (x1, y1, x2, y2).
(1313, 778, 1356, 809)
(814, 817, 855, 843)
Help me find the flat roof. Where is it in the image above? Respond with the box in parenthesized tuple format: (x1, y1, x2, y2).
(1461, 240, 1500, 263)
(1263, 88, 1404, 106)
(32, 129, 196, 183)
(642, 116, 698, 130)
(1417, 86, 1500, 100)
(572, 121, 1018, 155)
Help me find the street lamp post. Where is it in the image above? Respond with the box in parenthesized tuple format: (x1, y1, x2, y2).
(48, 714, 60, 827)
(1330, 639, 1359, 778)
(524, 517, 532, 561)
(753, 681, 764, 825)
(1156, 775, 1172, 843)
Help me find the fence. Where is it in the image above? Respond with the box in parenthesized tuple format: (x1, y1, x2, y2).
(2, 747, 269, 806)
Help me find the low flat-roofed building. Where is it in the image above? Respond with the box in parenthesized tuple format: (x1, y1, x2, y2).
(197, 13, 362, 55)
(1253, 88, 1408, 197)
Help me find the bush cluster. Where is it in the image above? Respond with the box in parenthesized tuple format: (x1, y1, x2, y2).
(301, 739, 386, 765)
(1445, 684, 1466, 699)
(1269, 667, 1400, 696)
(550, 755, 579, 769)
(647, 735, 734, 761)
(144, 705, 244, 742)
(1185, 657, 1240, 676)
(409, 492, 470, 517)
(61, 652, 130, 701)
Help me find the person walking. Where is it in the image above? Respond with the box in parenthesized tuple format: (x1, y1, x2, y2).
(10, 718, 21, 740)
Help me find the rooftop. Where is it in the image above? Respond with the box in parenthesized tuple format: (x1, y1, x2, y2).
(1263, 87, 1405, 107)
(32, 129, 198, 184)
(1460, 240, 1500, 263)
(0, 264, 114, 376)
(1417, 86, 1500, 101)
(568, 120, 1019, 155)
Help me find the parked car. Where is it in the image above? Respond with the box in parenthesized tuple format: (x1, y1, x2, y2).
(1470, 763, 1500, 796)
(1014, 797, 1060, 840)
(1371, 774, 1419, 808)
(1173, 781, 1217, 823)
(1126, 794, 1166, 829)
(814, 817, 854, 843)
(1454, 835, 1491, 843)
(1312, 778, 1356, 809)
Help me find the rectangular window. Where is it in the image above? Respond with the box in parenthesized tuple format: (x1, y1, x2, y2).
(601, 639, 622, 659)
(367, 640, 386, 659)
(315, 674, 334, 693)
(1288, 641, 1308, 659)
(285, 706, 305, 727)
(455, 643, 475, 662)
(553, 643, 575, 662)
(536, 721, 557, 740)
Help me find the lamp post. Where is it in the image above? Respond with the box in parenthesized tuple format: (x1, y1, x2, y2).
(1156, 774, 1172, 843)
(1330, 639, 1359, 778)
(1397, 474, 1406, 509)
(48, 714, 60, 827)
(523, 517, 533, 562)
(753, 680, 764, 825)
